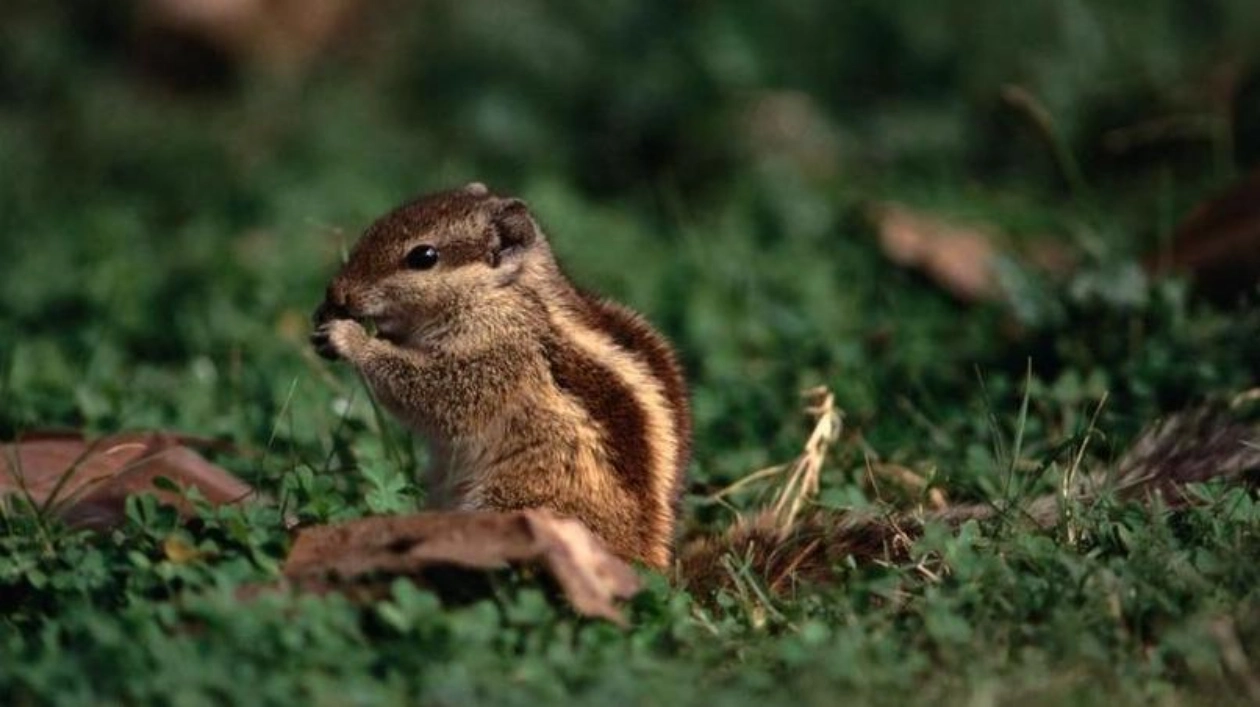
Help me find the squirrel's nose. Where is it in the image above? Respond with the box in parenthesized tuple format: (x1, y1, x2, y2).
(314, 281, 353, 324)
(326, 282, 348, 309)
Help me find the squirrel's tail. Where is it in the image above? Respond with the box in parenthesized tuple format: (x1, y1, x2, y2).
(678, 405, 1260, 596)
(1109, 406, 1260, 500)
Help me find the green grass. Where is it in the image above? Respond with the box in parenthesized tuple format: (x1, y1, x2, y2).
(2, 2, 1260, 704)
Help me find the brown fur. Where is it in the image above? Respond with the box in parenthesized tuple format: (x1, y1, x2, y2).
(312, 184, 691, 569)
(573, 293, 693, 506)
(542, 334, 654, 522)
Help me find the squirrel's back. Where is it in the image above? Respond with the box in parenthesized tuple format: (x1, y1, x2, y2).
(515, 273, 691, 568)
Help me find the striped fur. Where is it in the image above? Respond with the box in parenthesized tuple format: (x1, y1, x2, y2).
(314, 185, 690, 569)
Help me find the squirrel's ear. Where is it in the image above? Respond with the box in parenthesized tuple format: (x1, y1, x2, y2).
(463, 181, 490, 196)
(489, 198, 536, 265)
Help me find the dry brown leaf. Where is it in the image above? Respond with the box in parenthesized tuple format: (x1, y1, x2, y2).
(871, 203, 1002, 302)
(138, 0, 364, 76)
(279, 509, 642, 624)
(0, 432, 257, 529)
(870, 202, 1077, 304)
(1151, 169, 1260, 303)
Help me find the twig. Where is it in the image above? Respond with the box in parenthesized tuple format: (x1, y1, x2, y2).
(770, 387, 843, 532)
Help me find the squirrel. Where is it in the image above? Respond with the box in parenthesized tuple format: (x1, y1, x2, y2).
(311, 183, 691, 570)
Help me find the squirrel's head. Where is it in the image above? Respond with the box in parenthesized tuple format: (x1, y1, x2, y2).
(315, 182, 545, 342)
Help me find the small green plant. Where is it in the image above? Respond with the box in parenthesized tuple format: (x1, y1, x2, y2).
(2, 1, 1259, 703)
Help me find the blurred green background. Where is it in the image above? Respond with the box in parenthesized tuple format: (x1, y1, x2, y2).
(4, 2, 1260, 704)
(3, 0, 1257, 491)
(0, 0, 1257, 511)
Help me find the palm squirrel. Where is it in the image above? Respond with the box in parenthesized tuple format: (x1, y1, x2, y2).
(311, 183, 692, 569)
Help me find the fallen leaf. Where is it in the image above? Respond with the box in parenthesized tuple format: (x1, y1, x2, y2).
(870, 203, 1001, 302)
(870, 202, 1077, 305)
(138, 0, 364, 76)
(1150, 169, 1260, 303)
(277, 509, 642, 624)
(0, 431, 257, 530)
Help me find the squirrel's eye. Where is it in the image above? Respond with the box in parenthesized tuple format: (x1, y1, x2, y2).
(405, 245, 440, 270)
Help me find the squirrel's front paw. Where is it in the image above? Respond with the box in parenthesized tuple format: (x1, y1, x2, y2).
(311, 319, 368, 361)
